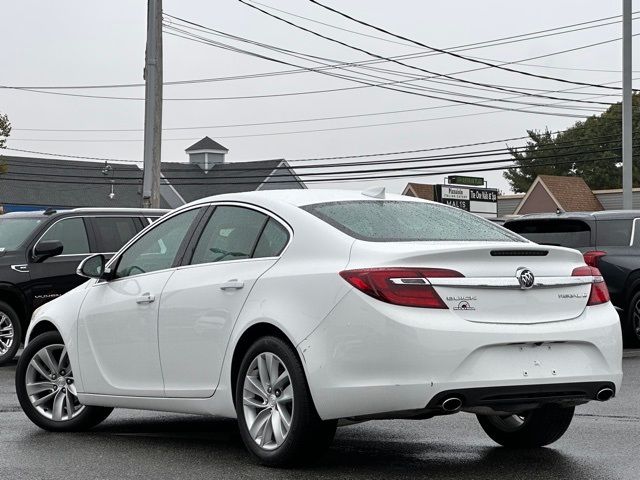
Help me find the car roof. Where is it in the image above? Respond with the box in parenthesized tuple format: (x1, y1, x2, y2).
(506, 210, 640, 222)
(188, 188, 428, 208)
(1, 207, 168, 219)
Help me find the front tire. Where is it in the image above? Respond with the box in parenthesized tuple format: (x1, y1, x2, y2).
(477, 404, 574, 448)
(235, 336, 336, 467)
(15, 331, 112, 431)
(624, 291, 640, 347)
(0, 301, 22, 366)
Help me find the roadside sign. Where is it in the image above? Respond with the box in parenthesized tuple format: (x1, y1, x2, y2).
(447, 175, 485, 187)
(435, 184, 498, 218)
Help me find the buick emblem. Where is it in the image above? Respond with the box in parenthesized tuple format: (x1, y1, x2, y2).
(516, 267, 535, 289)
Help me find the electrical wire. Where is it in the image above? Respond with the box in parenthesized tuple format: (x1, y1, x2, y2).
(2, 122, 625, 166)
(245, 1, 633, 50)
(1, 143, 631, 181)
(172, 12, 618, 107)
(305, 0, 634, 91)
(4, 9, 635, 91)
(0, 153, 634, 186)
(2, 136, 624, 172)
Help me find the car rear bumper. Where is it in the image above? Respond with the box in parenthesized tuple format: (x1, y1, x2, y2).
(298, 291, 623, 420)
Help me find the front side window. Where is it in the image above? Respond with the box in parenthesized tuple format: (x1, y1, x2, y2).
(302, 200, 521, 242)
(0, 218, 44, 250)
(92, 217, 139, 252)
(114, 208, 199, 278)
(190, 206, 268, 265)
(39, 217, 89, 255)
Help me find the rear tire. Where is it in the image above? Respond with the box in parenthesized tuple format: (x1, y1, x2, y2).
(15, 331, 113, 432)
(477, 404, 574, 448)
(0, 301, 22, 366)
(624, 291, 640, 347)
(235, 335, 337, 467)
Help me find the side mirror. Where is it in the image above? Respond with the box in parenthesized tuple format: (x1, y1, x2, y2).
(33, 240, 64, 263)
(77, 254, 107, 279)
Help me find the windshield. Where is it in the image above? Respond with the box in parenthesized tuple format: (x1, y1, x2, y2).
(0, 218, 44, 250)
(302, 200, 523, 242)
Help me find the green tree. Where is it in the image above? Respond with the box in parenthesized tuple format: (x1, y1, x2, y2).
(0, 112, 10, 150)
(0, 112, 10, 176)
(504, 94, 640, 193)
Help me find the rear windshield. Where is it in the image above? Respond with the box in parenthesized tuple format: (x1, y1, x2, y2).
(0, 217, 44, 250)
(302, 200, 522, 242)
(505, 219, 591, 248)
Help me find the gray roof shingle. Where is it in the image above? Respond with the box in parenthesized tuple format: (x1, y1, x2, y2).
(0, 155, 305, 209)
(161, 159, 289, 202)
(0, 155, 143, 208)
(185, 137, 228, 152)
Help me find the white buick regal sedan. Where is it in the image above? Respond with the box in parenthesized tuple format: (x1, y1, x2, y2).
(16, 189, 622, 466)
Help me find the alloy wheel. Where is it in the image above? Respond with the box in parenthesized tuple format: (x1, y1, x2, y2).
(242, 352, 294, 451)
(633, 299, 640, 339)
(0, 313, 14, 356)
(25, 344, 84, 421)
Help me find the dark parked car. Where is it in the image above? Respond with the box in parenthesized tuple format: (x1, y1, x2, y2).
(504, 211, 640, 346)
(0, 207, 167, 364)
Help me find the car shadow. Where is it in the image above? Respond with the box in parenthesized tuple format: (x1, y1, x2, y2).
(0, 358, 18, 369)
(57, 415, 595, 479)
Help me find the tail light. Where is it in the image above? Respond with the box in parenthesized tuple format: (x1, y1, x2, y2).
(572, 266, 610, 306)
(583, 250, 606, 268)
(339, 268, 463, 308)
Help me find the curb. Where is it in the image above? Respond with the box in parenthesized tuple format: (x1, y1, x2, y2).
(623, 349, 640, 358)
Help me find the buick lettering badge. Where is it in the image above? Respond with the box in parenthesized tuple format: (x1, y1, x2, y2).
(516, 267, 535, 290)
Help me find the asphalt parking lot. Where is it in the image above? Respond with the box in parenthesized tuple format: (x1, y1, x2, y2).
(1, 352, 638, 480)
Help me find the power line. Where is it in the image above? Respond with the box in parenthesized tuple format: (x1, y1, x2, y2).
(0, 153, 635, 186)
(161, 25, 614, 115)
(174, 11, 618, 107)
(8, 86, 620, 143)
(245, 2, 640, 75)
(4, 10, 634, 91)
(1, 143, 631, 181)
(3, 22, 634, 105)
(3, 108, 592, 143)
(4, 138, 624, 173)
(244, 1, 633, 50)
(10, 89, 617, 133)
(2, 123, 625, 167)
(305, 0, 631, 91)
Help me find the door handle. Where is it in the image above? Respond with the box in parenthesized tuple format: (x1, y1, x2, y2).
(220, 280, 244, 291)
(136, 292, 156, 304)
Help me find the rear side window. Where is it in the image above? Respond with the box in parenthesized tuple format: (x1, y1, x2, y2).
(506, 219, 591, 248)
(92, 217, 138, 252)
(190, 206, 268, 265)
(302, 200, 521, 242)
(253, 219, 289, 258)
(39, 217, 90, 254)
(596, 219, 633, 247)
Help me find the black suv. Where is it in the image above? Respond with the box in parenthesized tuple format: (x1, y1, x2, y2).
(0, 208, 167, 364)
(504, 211, 640, 346)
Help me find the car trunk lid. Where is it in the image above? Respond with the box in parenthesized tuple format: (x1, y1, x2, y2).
(347, 241, 591, 324)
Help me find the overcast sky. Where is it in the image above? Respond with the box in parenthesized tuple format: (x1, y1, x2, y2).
(1, 0, 637, 194)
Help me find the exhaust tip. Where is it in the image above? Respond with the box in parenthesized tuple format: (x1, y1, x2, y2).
(596, 387, 614, 402)
(441, 397, 463, 412)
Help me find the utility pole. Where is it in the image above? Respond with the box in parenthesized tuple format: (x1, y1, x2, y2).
(142, 0, 163, 208)
(623, 0, 633, 209)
